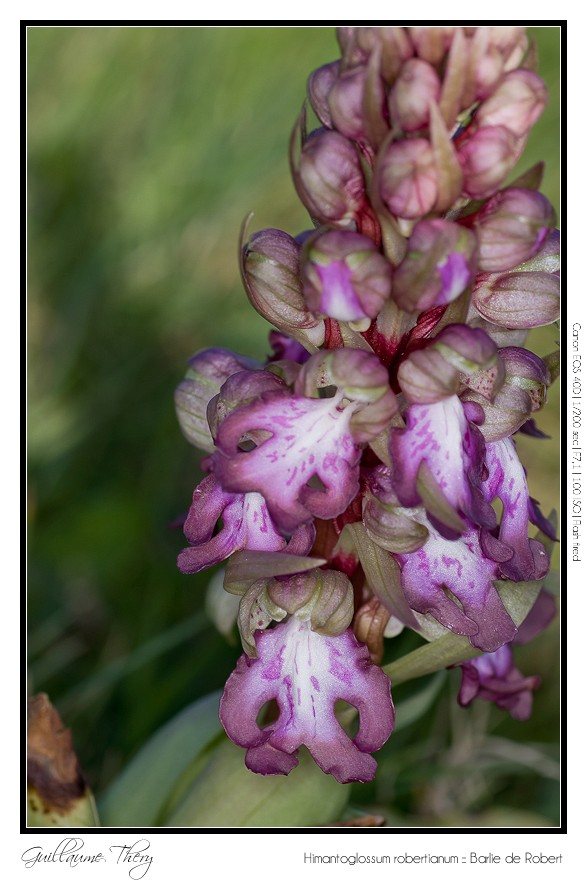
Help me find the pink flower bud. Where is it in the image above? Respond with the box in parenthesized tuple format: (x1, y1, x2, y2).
(392, 219, 478, 312)
(338, 27, 413, 82)
(463, 347, 549, 440)
(476, 69, 547, 138)
(267, 569, 354, 637)
(378, 138, 438, 219)
(458, 126, 521, 199)
(463, 27, 527, 104)
(501, 347, 549, 412)
(408, 26, 456, 64)
(398, 324, 498, 405)
(175, 348, 260, 452)
(377, 27, 415, 82)
(301, 229, 393, 321)
(241, 228, 324, 341)
(474, 187, 556, 272)
(327, 65, 370, 142)
(486, 26, 526, 53)
(473, 269, 560, 329)
(307, 61, 339, 128)
(470, 45, 504, 102)
(295, 128, 367, 226)
(388, 58, 441, 132)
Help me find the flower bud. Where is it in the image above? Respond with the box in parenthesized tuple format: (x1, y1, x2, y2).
(500, 347, 549, 412)
(471, 229, 560, 329)
(463, 346, 549, 440)
(475, 69, 547, 138)
(237, 577, 288, 656)
(241, 228, 324, 342)
(377, 27, 415, 82)
(336, 26, 369, 66)
(174, 348, 259, 452)
(474, 187, 556, 272)
(294, 128, 367, 227)
(408, 26, 455, 64)
(327, 65, 369, 142)
(458, 126, 521, 199)
(378, 138, 438, 219)
(268, 569, 355, 637)
(388, 58, 440, 131)
(473, 269, 560, 329)
(398, 324, 498, 404)
(207, 369, 285, 441)
(462, 27, 527, 105)
(391, 219, 478, 312)
(296, 348, 398, 442)
(464, 29, 504, 104)
(353, 597, 392, 664)
(337, 27, 413, 82)
(301, 229, 392, 321)
(307, 61, 339, 128)
(397, 348, 461, 403)
(486, 26, 528, 68)
(363, 466, 429, 553)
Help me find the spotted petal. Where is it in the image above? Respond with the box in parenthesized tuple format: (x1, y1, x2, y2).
(390, 395, 495, 537)
(178, 474, 291, 575)
(219, 617, 394, 783)
(481, 437, 550, 581)
(214, 391, 361, 533)
(396, 516, 517, 652)
(457, 645, 540, 720)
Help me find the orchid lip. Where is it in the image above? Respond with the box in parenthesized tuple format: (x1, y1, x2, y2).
(219, 617, 394, 783)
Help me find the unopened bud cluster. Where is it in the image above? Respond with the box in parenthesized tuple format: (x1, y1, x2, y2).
(175, 26, 559, 784)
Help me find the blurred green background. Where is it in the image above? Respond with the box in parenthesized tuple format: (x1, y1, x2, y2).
(27, 26, 560, 827)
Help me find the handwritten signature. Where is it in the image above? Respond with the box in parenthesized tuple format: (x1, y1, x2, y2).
(21, 838, 153, 880)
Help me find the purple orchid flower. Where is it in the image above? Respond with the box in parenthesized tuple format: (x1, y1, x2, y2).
(390, 394, 495, 537)
(481, 437, 550, 581)
(213, 388, 364, 534)
(177, 473, 314, 574)
(457, 644, 540, 720)
(219, 616, 394, 783)
(396, 516, 517, 651)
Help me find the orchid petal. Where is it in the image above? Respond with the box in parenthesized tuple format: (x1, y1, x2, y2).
(219, 618, 394, 783)
(178, 475, 287, 575)
(214, 391, 361, 533)
(390, 395, 495, 535)
(457, 645, 540, 720)
(482, 437, 550, 581)
(397, 518, 517, 652)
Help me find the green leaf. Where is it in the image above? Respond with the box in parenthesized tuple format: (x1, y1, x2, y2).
(164, 739, 350, 827)
(99, 690, 223, 827)
(393, 672, 446, 732)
